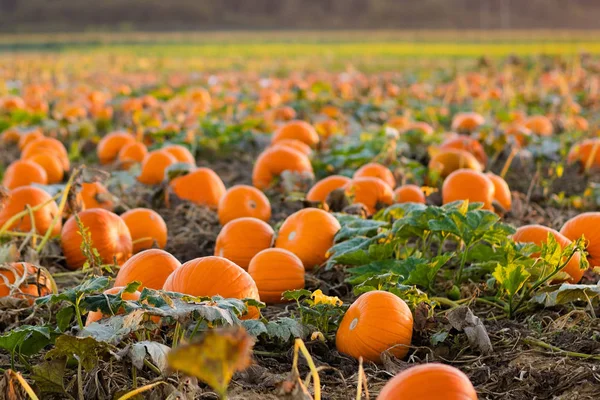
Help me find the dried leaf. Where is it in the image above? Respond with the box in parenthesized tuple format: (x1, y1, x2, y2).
(447, 306, 493, 354)
(31, 359, 67, 395)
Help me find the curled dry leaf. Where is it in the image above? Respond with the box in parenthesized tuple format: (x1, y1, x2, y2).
(446, 306, 493, 355)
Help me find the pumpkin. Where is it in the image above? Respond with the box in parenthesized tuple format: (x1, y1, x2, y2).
(163, 144, 196, 165)
(269, 138, 312, 156)
(115, 249, 181, 290)
(272, 106, 297, 121)
(1, 127, 20, 144)
(275, 208, 340, 269)
(439, 136, 488, 166)
(85, 287, 141, 326)
(271, 120, 319, 147)
(215, 217, 274, 270)
(306, 175, 351, 203)
(0, 262, 54, 304)
(429, 148, 482, 178)
(117, 142, 148, 169)
(170, 167, 226, 208)
(252, 145, 314, 190)
(61, 209, 133, 270)
(336, 290, 413, 363)
(451, 111, 485, 133)
(18, 130, 43, 150)
(26, 152, 64, 184)
(394, 184, 426, 204)
(97, 131, 136, 164)
(486, 173, 512, 212)
(138, 150, 178, 185)
(248, 248, 304, 304)
(377, 363, 478, 400)
(344, 177, 395, 215)
(218, 185, 271, 225)
(80, 182, 114, 211)
(121, 208, 168, 253)
(405, 122, 434, 135)
(2, 160, 48, 189)
(0, 186, 61, 236)
(504, 124, 531, 147)
(163, 256, 260, 319)
(512, 224, 584, 283)
(21, 137, 70, 171)
(353, 163, 396, 189)
(560, 212, 600, 268)
(567, 138, 600, 169)
(387, 115, 411, 130)
(524, 115, 553, 136)
(442, 170, 495, 211)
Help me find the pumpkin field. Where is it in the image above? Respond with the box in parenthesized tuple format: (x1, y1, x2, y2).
(1, 33, 600, 399)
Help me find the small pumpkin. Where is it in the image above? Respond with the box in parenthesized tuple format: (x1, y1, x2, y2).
(252, 145, 314, 190)
(0, 262, 55, 304)
(115, 249, 181, 290)
(269, 138, 312, 156)
(560, 212, 600, 268)
(215, 217, 274, 270)
(442, 170, 495, 211)
(138, 150, 178, 185)
(344, 177, 395, 215)
(218, 185, 271, 225)
(248, 248, 305, 304)
(26, 152, 64, 184)
(439, 136, 487, 166)
(85, 287, 141, 326)
(120, 208, 168, 253)
(524, 115, 553, 136)
(2, 159, 48, 189)
(61, 209, 133, 270)
(21, 137, 70, 171)
(0, 186, 61, 236)
(275, 208, 340, 270)
(97, 131, 136, 164)
(117, 142, 148, 169)
(306, 175, 351, 203)
(336, 290, 413, 363)
(486, 173, 512, 212)
(18, 130, 43, 150)
(451, 111, 485, 133)
(80, 182, 114, 211)
(271, 120, 319, 147)
(163, 144, 196, 165)
(353, 163, 396, 189)
(429, 148, 482, 178)
(170, 167, 226, 208)
(394, 184, 426, 204)
(567, 138, 600, 169)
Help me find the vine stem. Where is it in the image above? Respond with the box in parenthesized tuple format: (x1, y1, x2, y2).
(523, 337, 600, 361)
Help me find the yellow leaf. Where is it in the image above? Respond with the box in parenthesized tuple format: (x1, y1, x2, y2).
(556, 164, 564, 178)
(458, 199, 470, 215)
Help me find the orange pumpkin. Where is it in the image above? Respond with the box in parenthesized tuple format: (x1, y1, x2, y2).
(394, 184, 426, 204)
(80, 182, 114, 211)
(0, 186, 62, 236)
(26, 152, 64, 184)
(560, 213, 600, 268)
(272, 106, 297, 121)
(344, 177, 395, 215)
(117, 142, 148, 169)
(163, 144, 196, 165)
(405, 122, 434, 135)
(61, 209, 133, 270)
(18, 130, 44, 150)
(486, 173, 512, 212)
(439, 136, 487, 167)
(524, 115, 553, 136)
(215, 217, 274, 270)
(512, 224, 584, 283)
(451, 112, 485, 133)
(336, 290, 413, 363)
(252, 145, 314, 190)
(248, 248, 305, 304)
(0, 262, 54, 304)
(442, 170, 495, 211)
(138, 150, 178, 185)
(97, 131, 136, 164)
(306, 175, 351, 203)
(217, 185, 271, 225)
(1, 127, 20, 144)
(269, 138, 312, 156)
(163, 256, 260, 319)
(377, 363, 477, 400)
(115, 249, 181, 290)
(271, 120, 319, 147)
(567, 138, 600, 169)
(121, 208, 168, 253)
(429, 149, 483, 178)
(85, 287, 141, 326)
(2, 159, 48, 189)
(353, 163, 396, 189)
(21, 137, 70, 171)
(170, 167, 226, 208)
(275, 208, 340, 270)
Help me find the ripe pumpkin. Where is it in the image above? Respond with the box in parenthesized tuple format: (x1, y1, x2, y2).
(1, 127, 20, 144)
(0, 262, 54, 304)
(439, 136, 488, 166)
(353, 163, 396, 189)
(306, 175, 351, 203)
(394, 184, 426, 204)
(567, 138, 600, 169)
(248, 248, 305, 304)
(336, 290, 413, 363)
(377, 363, 477, 400)
(138, 150, 178, 185)
(269, 138, 312, 156)
(524, 115, 553, 136)
(215, 217, 274, 270)
(117, 142, 148, 169)
(252, 145, 314, 190)
(163, 144, 196, 165)
(442, 170, 495, 211)
(387, 115, 411, 130)
(26, 152, 64, 184)
(18, 130, 43, 150)
(486, 173, 512, 212)
(61, 209, 133, 270)
(163, 256, 260, 319)
(170, 167, 226, 208)
(218, 185, 271, 225)
(21, 137, 70, 171)
(560, 212, 600, 268)
(115, 249, 181, 290)
(344, 177, 395, 215)
(405, 122, 434, 135)
(451, 111, 485, 133)
(97, 131, 136, 164)
(271, 120, 319, 148)
(429, 149, 483, 178)
(272, 106, 297, 121)
(2, 160, 48, 189)
(0, 186, 62, 236)
(275, 208, 340, 270)
(85, 287, 141, 326)
(512, 224, 584, 283)
(121, 208, 168, 253)
(80, 182, 114, 211)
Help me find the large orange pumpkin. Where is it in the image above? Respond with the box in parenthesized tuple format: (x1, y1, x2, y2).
(377, 363, 478, 400)
(114, 249, 181, 290)
(0, 262, 54, 304)
(344, 177, 395, 215)
(117, 142, 148, 169)
(269, 138, 312, 156)
(429, 149, 483, 178)
(163, 144, 196, 165)
(170, 167, 226, 208)
(217, 185, 271, 225)
(0, 186, 61, 236)
(353, 163, 396, 189)
(512, 224, 584, 283)
(275, 208, 340, 270)
(252, 145, 314, 190)
(80, 182, 114, 211)
(451, 111, 485, 133)
(247, 248, 305, 304)
(560, 212, 600, 268)
(271, 120, 319, 147)
(120, 208, 168, 253)
(439, 136, 487, 167)
(18, 130, 43, 150)
(21, 137, 70, 171)
(2, 160, 48, 189)
(306, 175, 351, 203)
(97, 131, 136, 164)
(442, 170, 495, 211)
(524, 115, 553, 136)
(138, 150, 178, 185)
(486, 173, 512, 212)
(26, 153, 64, 184)
(567, 138, 600, 169)
(336, 291, 413, 363)
(214, 217, 274, 270)
(394, 184, 426, 204)
(85, 287, 141, 326)
(61, 209, 133, 270)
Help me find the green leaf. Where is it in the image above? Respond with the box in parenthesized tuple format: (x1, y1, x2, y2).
(281, 289, 312, 302)
(46, 335, 110, 372)
(493, 262, 531, 297)
(240, 320, 269, 337)
(0, 325, 53, 356)
(128, 341, 170, 372)
(31, 359, 67, 395)
(431, 331, 449, 346)
(36, 276, 110, 306)
(56, 306, 75, 332)
(405, 254, 453, 289)
(265, 318, 307, 342)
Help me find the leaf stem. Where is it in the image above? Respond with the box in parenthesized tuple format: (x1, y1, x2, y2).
(523, 336, 600, 361)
